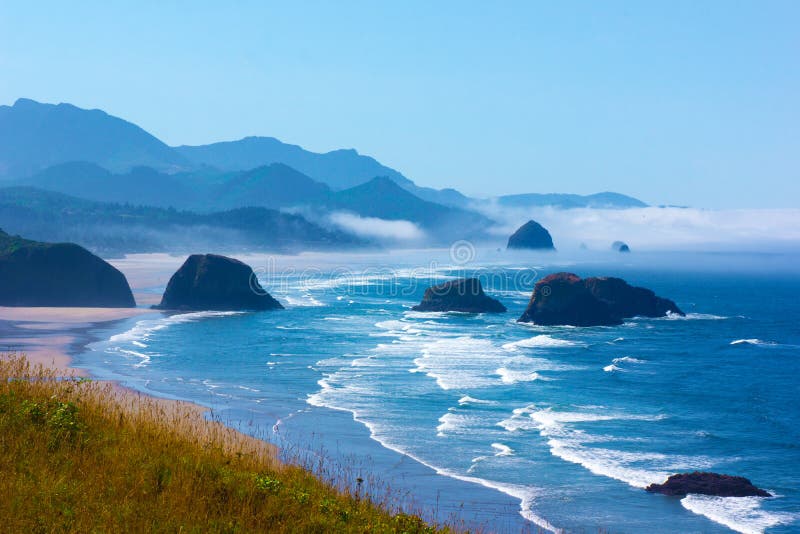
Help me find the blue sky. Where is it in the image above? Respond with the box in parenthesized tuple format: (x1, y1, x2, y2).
(1, 1, 797, 207)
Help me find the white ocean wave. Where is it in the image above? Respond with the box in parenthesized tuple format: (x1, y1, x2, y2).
(497, 405, 714, 489)
(502, 335, 577, 351)
(458, 395, 499, 406)
(660, 312, 728, 321)
(491, 442, 514, 456)
(730, 338, 778, 347)
(496, 368, 551, 384)
(681, 494, 798, 534)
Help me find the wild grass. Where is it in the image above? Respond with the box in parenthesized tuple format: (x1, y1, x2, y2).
(0, 354, 450, 533)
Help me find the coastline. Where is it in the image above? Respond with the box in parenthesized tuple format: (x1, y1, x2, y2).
(0, 302, 281, 463)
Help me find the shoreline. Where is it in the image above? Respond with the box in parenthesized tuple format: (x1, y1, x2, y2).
(0, 305, 279, 463)
(0, 306, 533, 532)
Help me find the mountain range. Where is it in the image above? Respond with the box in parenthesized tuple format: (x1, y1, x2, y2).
(0, 98, 648, 254)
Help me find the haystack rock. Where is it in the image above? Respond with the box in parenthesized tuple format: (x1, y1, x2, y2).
(156, 254, 283, 311)
(612, 241, 630, 252)
(646, 472, 771, 498)
(518, 272, 683, 326)
(0, 229, 135, 307)
(412, 278, 506, 313)
(507, 220, 555, 250)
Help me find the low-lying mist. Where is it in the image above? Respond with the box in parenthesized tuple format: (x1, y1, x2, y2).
(474, 202, 800, 253)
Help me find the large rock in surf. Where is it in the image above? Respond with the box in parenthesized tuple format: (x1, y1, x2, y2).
(584, 276, 683, 318)
(518, 272, 618, 326)
(0, 229, 135, 307)
(518, 272, 683, 326)
(646, 472, 771, 498)
(412, 278, 506, 313)
(156, 254, 283, 311)
(507, 220, 555, 250)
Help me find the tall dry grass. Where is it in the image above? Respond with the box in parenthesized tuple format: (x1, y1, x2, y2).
(0, 354, 449, 533)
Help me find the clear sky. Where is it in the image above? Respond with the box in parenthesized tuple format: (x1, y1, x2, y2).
(1, 1, 798, 208)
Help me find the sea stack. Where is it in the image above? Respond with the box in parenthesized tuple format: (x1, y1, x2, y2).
(412, 278, 506, 313)
(0, 229, 135, 307)
(518, 272, 683, 326)
(507, 220, 555, 250)
(612, 241, 631, 253)
(646, 472, 771, 498)
(156, 254, 283, 311)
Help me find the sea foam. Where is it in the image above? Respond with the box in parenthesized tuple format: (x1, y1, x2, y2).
(681, 494, 797, 534)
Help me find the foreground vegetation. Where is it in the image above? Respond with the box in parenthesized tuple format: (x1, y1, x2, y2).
(0, 355, 446, 533)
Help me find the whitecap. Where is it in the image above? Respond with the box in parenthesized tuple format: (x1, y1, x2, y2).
(661, 312, 728, 320)
(436, 412, 473, 436)
(491, 442, 514, 456)
(681, 494, 798, 534)
(502, 335, 577, 351)
(613, 356, 644, 364)
(730, 339, 777, 347)
(497, 405, 712, 489)
(495, 368, 551, 384)
(458, 395, 499, 406)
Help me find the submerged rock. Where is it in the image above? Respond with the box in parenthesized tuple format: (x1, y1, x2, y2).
(612, 241, 630, 252)
(518, 272, 683, 326)
(156, 254, 283, 311)
(646, 472, 772, 498)
(0, 229, 135, 307)
(507, 220, 555, 250)
(412, 278, 506, 313)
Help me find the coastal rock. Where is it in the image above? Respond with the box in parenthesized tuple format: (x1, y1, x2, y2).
(518, 272, 683, 326)
(583, 276, 684, 318)
(646, 472, 772, 498)
(518, 272, 619, 326)
(0, 229, 135, 307)
(156, 254, 283, 311)
(612, 241, 630, 252)
(507, 220, 555, 250)
(412, 278, 506, 313)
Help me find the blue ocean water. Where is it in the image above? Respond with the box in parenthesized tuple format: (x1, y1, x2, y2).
(75, 251, 800, 533)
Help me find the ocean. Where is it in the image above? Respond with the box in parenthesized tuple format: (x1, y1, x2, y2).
(74, 249, 800, 533)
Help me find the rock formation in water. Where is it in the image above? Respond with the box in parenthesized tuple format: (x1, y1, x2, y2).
(518, 272, 683, 326)
(583, 276, 683, 318)
(156, 254, 283, 311)
(646, 472, 772, 498)
(0, 229, 135, 307)
(507, 220, 555, 250)
(612, 241, 630, 252)
(412, 278, 506, 313)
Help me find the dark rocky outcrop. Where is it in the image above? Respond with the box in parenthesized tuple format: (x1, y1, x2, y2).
(507, 220, 555, 250)
(518, 273, 618, 326)
(584, 276, 683, 318)
(646, 472, 771, 498)
(156, 254, 283, 311)
(0, 229, 135, 307)
(412, 278, 506, 313)
(612, 241, 630, 252)
(518, 272, 683, 326)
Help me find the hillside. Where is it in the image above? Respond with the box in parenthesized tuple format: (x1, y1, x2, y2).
(0, 356, 442, 533)
(0, 99, 188, 177)
(496, 191, 647, 209)
(0, 187, 364, 256)
(327, 177, 491, 238)
(176, 136, 411, 192)
(214, 163, 332, 210)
